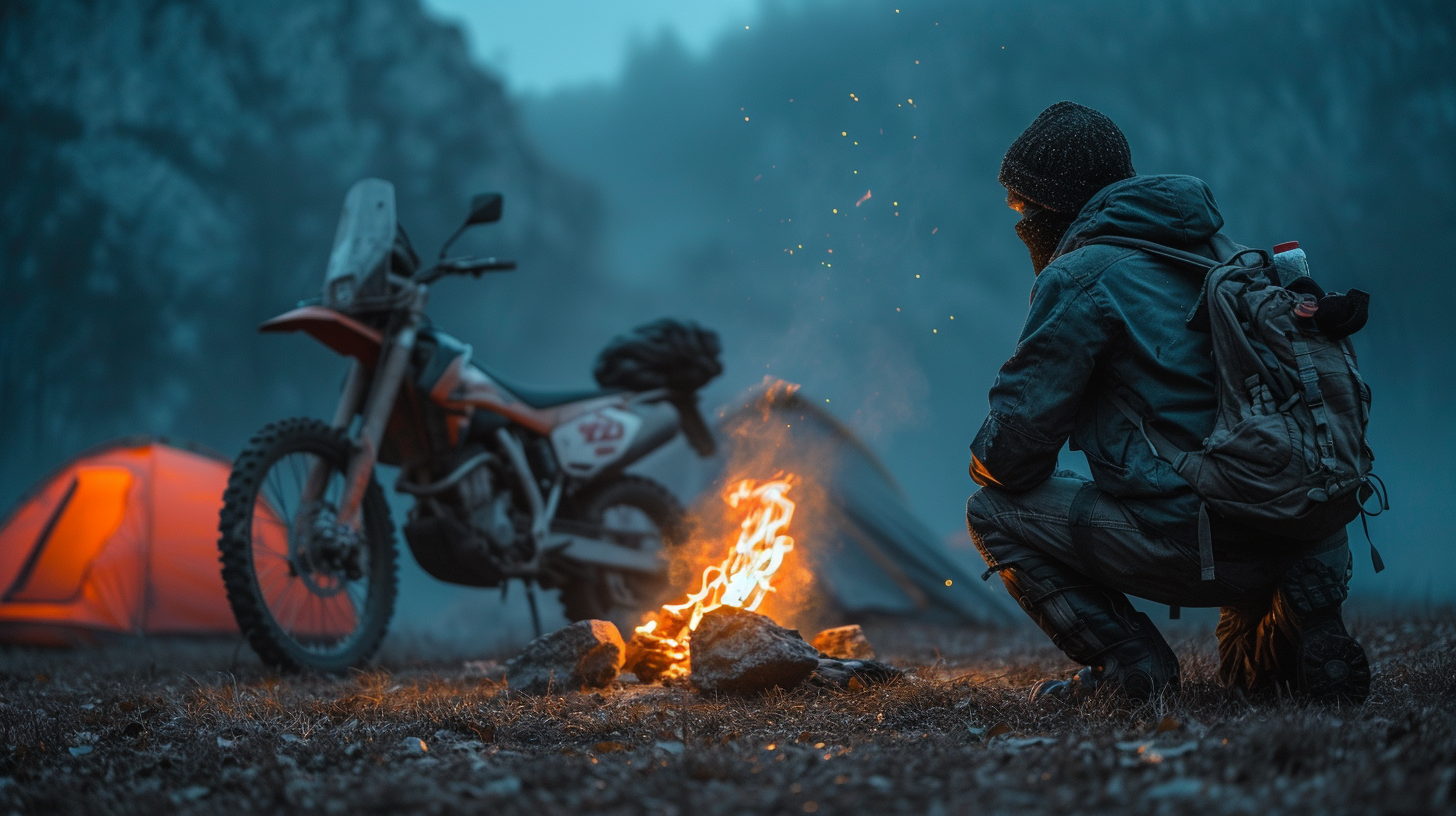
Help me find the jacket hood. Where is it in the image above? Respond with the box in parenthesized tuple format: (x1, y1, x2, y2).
(1056, 174, 1223, 257)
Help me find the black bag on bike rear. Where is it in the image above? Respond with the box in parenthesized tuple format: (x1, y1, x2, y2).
(593, 318, 722, 393)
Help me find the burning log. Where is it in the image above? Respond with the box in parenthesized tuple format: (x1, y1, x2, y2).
(620, 467, 906, 695)
(624, 611, 690, 683)
(687, 606, 820, 695)
(505, 620, 625, 695)
(627, 476, 799, 682)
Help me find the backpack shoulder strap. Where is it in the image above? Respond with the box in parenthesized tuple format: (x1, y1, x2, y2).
(1106, 388, 1215, 581)
(1104, 389, 1183, 463)
(1081, 235, 1219, 270)
(1209, 233, 1240, 263)
(1084, 235, 1271, 332)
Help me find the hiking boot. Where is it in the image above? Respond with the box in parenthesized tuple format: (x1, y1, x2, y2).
(1275, 552, 1370, 704)
(997, 555, 1181, 704)
(1293, 612, 1370, 704)
(1030, 651, 1179, 705)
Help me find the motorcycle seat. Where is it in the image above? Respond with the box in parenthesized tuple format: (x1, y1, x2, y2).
(474, 364, 621, 409)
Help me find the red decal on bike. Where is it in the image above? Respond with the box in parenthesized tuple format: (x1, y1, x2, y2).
(579, 417, 626, 443)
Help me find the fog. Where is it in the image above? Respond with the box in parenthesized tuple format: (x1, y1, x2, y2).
(2, 0, 1452, 641)
(520, 0, 1456, 601)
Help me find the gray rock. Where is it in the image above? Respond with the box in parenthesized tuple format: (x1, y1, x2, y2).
(483, 776, 523, 796)
(689, 607, 819, 695)
(506, 620, 625, 694)
(811, 624, 876, 659)
(0, 2, 601, 474)
(807, 657, 904, 689)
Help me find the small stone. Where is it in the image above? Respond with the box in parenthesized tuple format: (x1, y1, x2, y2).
(400, 737, 428, 755)
(462, 660, 507, 681)
(483, 776, 523, 796)
(67, 745, 92, 757)
(807, 657, 902, 689)
(811, 625, 876, 659)
(506, 620, 626, 695)
(1142, 778, 1205, 800)
(173, 786, 210, 802)
(985, 722, 1013, 739)
(689, 607, 820, 695)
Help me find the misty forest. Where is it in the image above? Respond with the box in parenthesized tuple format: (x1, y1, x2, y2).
(5, 0, 1453, 599)
(2, 1, 1456, 814)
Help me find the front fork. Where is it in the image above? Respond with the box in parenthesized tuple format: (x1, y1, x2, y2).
(303, 287, 429, 533)
(290, 360, 368, 565)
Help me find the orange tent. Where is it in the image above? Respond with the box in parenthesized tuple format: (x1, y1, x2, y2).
(0, 437, 240, 645)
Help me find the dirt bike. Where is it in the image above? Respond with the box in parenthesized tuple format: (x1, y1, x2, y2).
(217, 178, 720, 672)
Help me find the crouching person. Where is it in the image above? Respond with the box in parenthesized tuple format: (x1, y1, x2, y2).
(966, 102, 1369, 704)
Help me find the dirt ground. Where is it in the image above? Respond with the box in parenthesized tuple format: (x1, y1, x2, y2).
(1, 609, 1453, 815)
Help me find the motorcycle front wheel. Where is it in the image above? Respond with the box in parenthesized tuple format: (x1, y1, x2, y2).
(218, 418, 397, 672)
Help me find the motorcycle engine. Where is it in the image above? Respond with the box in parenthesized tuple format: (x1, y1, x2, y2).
(401, 446, 531, 588)
(455, 461, 517, 552)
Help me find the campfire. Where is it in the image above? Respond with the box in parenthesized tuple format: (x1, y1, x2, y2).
(629, 476, 799, 681)
(505, 380, 901, 696)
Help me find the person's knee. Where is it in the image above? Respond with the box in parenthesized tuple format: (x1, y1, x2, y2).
(966, 488, 1013, 568)
(965, 487, 1008, 531)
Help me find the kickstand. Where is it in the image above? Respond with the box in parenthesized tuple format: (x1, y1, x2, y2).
(525, 580, 542, 639)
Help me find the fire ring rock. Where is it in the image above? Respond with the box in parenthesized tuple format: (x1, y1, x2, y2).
(812, 624, 876, 660)
(689, 607, 820, 695)
(506, 620, 625, 695)
(807, 657, 904, 690)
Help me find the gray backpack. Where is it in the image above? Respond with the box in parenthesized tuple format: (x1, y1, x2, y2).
(1087, 236, 1385, 579)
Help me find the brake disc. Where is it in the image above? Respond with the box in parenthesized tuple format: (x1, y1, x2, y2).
(288, 502, 355, 598)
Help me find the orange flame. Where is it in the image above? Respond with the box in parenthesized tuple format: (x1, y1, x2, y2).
(634, 476, 797, 675)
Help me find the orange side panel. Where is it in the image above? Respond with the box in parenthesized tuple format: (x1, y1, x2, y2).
(0, 474, 80, 594)
(8, 467, 133, 603)
(142, 446, 239, 634)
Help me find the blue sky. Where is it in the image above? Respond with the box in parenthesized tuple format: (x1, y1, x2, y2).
(421, 0, 776, 94)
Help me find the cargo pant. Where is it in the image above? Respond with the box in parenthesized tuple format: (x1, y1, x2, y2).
(967, 473, 1352, 693)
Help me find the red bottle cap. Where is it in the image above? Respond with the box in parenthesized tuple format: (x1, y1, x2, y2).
(1273, 241, 1300, 254)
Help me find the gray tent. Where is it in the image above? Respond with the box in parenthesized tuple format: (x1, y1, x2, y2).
(696, 382, 1016, 626)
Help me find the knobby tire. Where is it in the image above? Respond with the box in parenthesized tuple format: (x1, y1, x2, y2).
(217, 417, 397, 672)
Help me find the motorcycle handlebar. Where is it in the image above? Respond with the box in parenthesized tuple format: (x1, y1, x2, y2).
(416, 257, 517, 284)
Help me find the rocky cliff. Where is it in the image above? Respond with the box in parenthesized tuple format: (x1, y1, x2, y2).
(0, 0, 599, 502)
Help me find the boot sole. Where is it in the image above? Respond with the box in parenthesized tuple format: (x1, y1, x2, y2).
(1298, 620, 1370, 704)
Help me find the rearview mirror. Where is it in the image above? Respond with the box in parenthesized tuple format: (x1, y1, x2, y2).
(466, 193, 503, 225)
(437, 193, 505, 260)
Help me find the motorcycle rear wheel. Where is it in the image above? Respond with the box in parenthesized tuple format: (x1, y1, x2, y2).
(218, 418, 397, 672)
(559, 475, 687, 630)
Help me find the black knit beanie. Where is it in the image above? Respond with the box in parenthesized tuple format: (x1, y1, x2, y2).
(999, 101, 1135, 214)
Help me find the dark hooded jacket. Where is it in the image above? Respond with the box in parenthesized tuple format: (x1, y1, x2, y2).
(970, 174, 1234, 543)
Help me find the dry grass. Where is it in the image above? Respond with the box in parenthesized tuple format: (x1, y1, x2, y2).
(2, 611, 1454, 815)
